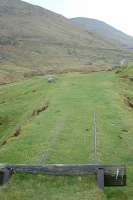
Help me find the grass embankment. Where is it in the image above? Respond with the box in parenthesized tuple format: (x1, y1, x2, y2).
(117, 64, 133, 106)
(119, 64, 133, 77)
(0, 71, 133, 200)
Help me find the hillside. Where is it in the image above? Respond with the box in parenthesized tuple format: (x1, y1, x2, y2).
(71, 17, 133, 49)
(0, 0, 133, 84)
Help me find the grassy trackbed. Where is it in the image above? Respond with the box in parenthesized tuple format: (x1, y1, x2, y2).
(0, 71, 133, 200)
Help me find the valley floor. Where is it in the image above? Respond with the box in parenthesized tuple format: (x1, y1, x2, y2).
(0, 71, 133, 200)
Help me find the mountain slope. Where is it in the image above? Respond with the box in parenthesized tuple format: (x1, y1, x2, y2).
(0, 0, 133, 83)
(71, 17, 133, 49)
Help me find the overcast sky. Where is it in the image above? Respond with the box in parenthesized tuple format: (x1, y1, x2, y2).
(24, 0, 133, 36)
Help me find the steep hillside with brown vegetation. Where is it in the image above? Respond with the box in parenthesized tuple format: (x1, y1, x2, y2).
(0, 0, 133, 83)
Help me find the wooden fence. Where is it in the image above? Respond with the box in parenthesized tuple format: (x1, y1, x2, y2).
(0, 164, 126, 190)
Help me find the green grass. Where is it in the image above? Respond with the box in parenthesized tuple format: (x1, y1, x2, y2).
(0, 71, 133, 199)
(118, 64, 133, 101)
(119, 64, 133, 77)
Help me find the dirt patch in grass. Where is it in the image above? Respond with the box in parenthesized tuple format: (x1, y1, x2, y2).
(32, 104, 49, 116)
(12, 126, 22, 137)
(0, 103, 49, 146)
(120, 75, 128, 79)
(1, 140, 7, 145)
(120, 75, 133, 82)
(124, 96, 133, 109)
(1, 126, 22, 146)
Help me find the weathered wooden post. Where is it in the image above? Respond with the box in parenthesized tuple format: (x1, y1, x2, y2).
(0, 168, 12, 186)
(97, 168, 104, 190)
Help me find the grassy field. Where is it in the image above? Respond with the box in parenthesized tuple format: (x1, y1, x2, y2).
(0, 71, 133, 200)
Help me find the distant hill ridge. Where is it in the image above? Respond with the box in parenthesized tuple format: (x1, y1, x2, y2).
(71, 17, 133, 49)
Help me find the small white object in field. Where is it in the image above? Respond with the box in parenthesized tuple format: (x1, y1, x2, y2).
(120, 59, 127, 66)
(47, 75, 57, 83)
(116, 168, 120, 180)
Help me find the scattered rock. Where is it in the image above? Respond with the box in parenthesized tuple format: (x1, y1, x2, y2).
(47, 75, 57, 83)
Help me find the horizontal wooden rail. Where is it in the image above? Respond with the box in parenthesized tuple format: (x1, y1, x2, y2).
(0, 163, 125, 175)
(0, 164, 126, 189)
